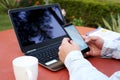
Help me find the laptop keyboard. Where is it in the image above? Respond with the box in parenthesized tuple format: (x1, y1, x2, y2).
(28, 42, 60, 65)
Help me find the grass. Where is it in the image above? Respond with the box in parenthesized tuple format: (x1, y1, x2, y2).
(0, 14, 12, 31)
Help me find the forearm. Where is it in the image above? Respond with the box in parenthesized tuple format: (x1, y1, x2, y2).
(101, 40, 120, 59)
(64, 51, 109, 80)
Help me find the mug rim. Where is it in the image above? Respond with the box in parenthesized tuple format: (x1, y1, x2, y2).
(12, 56, 38, 67)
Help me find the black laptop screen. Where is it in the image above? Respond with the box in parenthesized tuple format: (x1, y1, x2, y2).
(9, 4, 66, 47)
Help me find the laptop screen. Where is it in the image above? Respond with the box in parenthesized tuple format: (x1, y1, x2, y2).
(9, 4, 66, 48)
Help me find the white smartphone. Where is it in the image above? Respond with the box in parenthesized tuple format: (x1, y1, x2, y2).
(64, 23, 90, 54)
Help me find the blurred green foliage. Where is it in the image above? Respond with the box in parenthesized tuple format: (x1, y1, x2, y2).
(52, 0, 120, 28)
(71, 17, 84, 26)
(0, 0, 20, 13)
(1, 0, 120, 31)
(0, 0, 45, 14)
(102, 13, 120, 33)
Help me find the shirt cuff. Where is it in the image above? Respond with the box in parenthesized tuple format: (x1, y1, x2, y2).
(101, 40, 117, 57)
(64, 50, 84, 69)
(101, 40, 120, 59)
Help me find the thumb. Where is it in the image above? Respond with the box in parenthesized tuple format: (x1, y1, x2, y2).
(85, 36, 98, 43)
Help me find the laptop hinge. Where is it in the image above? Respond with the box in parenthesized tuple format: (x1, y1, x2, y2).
(26, 49, 37, 54)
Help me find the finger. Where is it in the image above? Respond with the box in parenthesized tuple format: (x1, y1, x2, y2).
(85, 36, 98, 43)
(58, 52, 61, 60)
(63, 37, 70, 42)
(84, 52, 90, 57)
(58, 51, 64, 62)
(82, 35, 87, 40)
(58, 51, 62, 58)
(70, 40, 77, 46)
(85, 52, 90, 56)
(61, 38, 70, 45)
(58, 52, 60, 55)
(59, 46, 62, 50)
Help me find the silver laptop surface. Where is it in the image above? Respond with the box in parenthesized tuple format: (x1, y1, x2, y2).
(8, 4, 67, 71)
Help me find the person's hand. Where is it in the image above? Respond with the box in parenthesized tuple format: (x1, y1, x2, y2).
(82, 35, 104, 57)
(58, 38, 80, 62)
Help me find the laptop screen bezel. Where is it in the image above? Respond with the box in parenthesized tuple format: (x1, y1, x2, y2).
(8, 4, 67, 53)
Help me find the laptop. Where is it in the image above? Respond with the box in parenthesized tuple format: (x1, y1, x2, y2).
(8, 4, 67, 71)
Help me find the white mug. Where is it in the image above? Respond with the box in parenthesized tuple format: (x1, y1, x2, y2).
(12, 56, 38, 80)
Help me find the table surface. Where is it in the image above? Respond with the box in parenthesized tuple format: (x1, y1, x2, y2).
(0, 27, 120, 80)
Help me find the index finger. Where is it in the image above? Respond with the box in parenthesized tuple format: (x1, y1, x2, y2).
(61, 37, 70, 45)
(84, 36, 99, 43)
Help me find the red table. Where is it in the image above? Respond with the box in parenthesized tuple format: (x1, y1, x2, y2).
(0, 27, 120, 80)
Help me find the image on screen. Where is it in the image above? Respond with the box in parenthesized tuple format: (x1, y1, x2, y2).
(64, 25, 88, 50)
(10, 5, 66, 47)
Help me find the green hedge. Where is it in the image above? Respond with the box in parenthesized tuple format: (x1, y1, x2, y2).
(52, 0, 120, 28)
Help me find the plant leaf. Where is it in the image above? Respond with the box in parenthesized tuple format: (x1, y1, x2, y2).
(117, 14, 120, 33)
(102, 17, 112, 30)
(0, 2, 8, 9)
(111, 13, 117, 31)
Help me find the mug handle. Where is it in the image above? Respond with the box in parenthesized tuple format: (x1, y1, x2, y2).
(26, 69, 33, 80)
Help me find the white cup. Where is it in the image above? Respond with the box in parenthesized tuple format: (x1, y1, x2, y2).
(12, 56, 38, 80)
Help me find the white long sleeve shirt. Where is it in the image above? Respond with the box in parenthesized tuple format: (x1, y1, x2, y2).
(64, 40, 120, 80)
